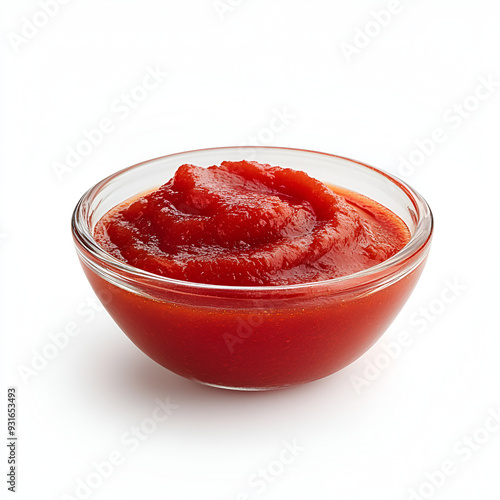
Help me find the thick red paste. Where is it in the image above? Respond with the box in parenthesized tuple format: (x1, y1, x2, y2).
(95, 160, 409, 285)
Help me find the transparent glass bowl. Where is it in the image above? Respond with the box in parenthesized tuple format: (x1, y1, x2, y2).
(71, 147, 433, 390)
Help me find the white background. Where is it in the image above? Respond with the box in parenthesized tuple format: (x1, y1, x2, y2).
(1, 1, 499, 499)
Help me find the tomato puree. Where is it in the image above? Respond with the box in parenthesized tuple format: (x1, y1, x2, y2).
(95, 160, 409, 285)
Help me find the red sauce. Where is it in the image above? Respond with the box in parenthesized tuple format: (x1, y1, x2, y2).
(84, 160, 421, 389)
(95, 160, 409, 286)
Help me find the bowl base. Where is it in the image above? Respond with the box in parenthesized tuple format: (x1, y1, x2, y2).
(191, 378, 291, 392)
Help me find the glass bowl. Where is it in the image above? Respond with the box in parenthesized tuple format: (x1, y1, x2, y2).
(71, 146, 433, 390)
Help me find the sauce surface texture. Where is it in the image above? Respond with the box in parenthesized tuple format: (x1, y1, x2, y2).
(95, 160, 410, 286)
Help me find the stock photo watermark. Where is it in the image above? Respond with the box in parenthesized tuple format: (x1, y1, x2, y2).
(223, 298, 285, 354)
(213, 0, 245, 21)
(233, 440, 305, 499)
(17, 294, 109, 384)
(51, 65, 168, 182)
(223, 313, 265, 354)
(350, 277, 467, 393)
(236, 106, 296, 161)
(340, 0, 403, 63)
(242, 106, 295, 146)
(245, 107, 295, 145)
(6, 387, 17, 493)
(60, 396, 179, 500)
(405, 405, 500, 500)
(397, 74, 499, 178)
(7, 0, 72, 53)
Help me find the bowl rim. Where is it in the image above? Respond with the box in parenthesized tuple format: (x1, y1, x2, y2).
(71, 146, 433, 293)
